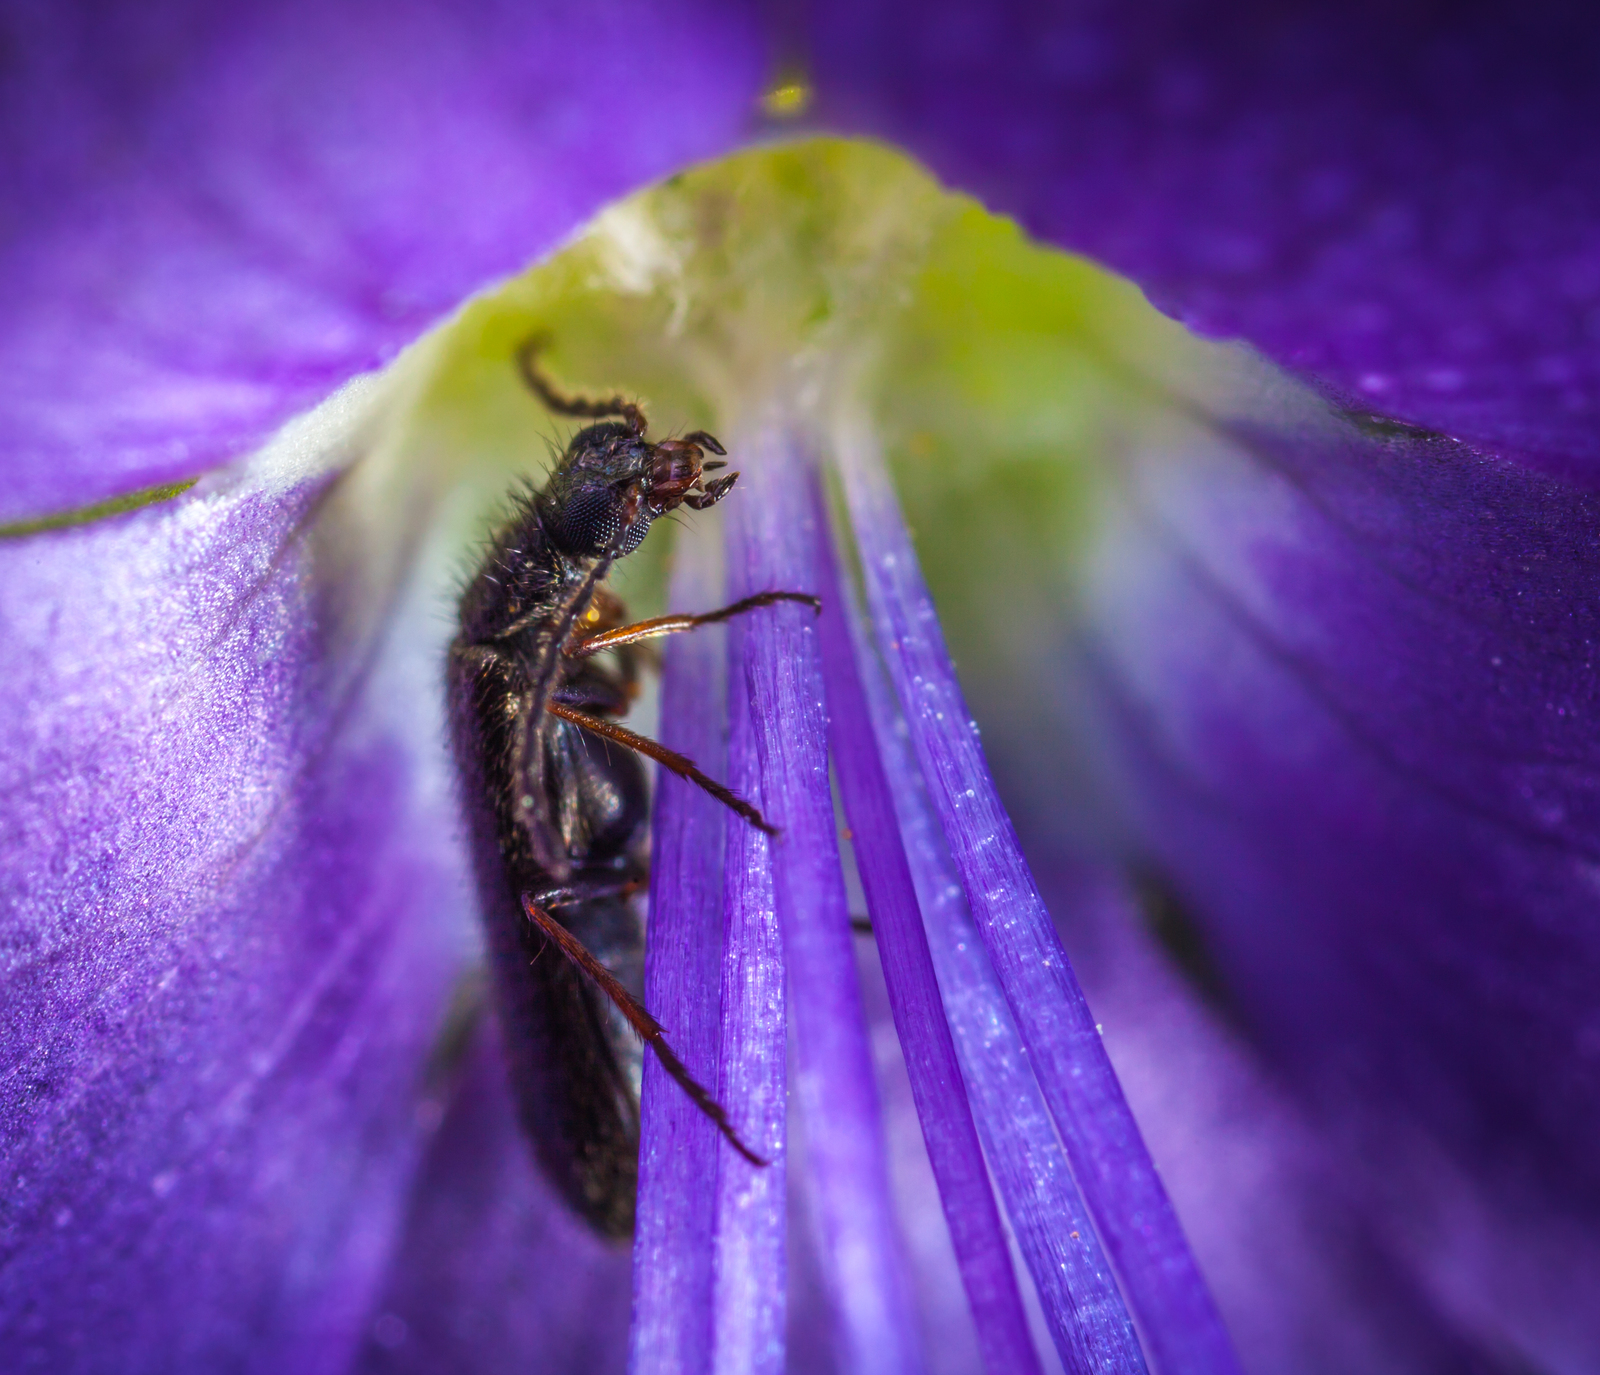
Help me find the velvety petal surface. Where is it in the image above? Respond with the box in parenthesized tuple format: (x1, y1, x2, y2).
(356, 1017, 631, 1374)
(1083, 404, 1600, 1370)
(0, 454, 467, 1371)
(0, 0, 763, 523)
(808, 0, 1600, 477)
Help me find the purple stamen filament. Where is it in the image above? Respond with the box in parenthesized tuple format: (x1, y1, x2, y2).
(729, 422, 922, 1375)
(707, 563, 787, 1375)
(832, 413, 1239, 1375)
(810, 474, 1049, 1374)
(630, 521, 727, 1375)
(841, 543, 1148, 1374)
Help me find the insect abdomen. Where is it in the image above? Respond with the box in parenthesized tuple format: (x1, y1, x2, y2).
(446, 635, 645, 1238)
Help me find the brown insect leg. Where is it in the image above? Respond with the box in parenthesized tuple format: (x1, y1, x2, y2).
(569, 591, 823, 659)
(515, 334, 647, 436)
(546, 699, 778, 835)
(681, 473, 739, 511)
(681, 429, 727, 456)
(520, 894, 768, 1168)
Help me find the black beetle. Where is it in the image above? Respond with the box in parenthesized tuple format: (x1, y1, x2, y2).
(447, 338, 814, 1236)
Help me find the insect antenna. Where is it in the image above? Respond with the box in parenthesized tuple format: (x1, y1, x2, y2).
(515, 334, 647, 436)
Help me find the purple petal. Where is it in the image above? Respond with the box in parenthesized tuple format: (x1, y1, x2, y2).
(808, 1, 1600, 476)
(0, 480, 464, 1370)
(21, 4, 1599, 1365)
(832, 422, 1238, 1374)
(811, 476, 1043, 1375)
(728, 426, 921, 1375)
(1052, 873, 1467, 1375)
(0, 0, 762, 523)
(1072, 404, 1600, 1366)
(630, 522, 727, 1374)
(357, 1016, 630, 1374)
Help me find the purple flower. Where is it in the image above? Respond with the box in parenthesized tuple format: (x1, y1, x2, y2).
(3, 3, 1598, 1373)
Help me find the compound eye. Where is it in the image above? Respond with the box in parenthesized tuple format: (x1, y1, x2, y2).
(614, 512, 653, 557)
(551, 485, 625, 557)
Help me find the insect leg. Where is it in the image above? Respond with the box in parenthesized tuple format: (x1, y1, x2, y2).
(531, 876, 645, 909)
(551, 677, 634, 714)
(568, 591, 822, 660)
(514, 334, 647, 436)
(452, 640, 569, 872)
(680, 429, 727, 456)
(520, 893, 768, 1167)
(682, 473, 739, 510)
(545, 700, 777, 835)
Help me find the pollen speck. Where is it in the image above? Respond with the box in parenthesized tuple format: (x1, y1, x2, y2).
(761, 77, 812, 119)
